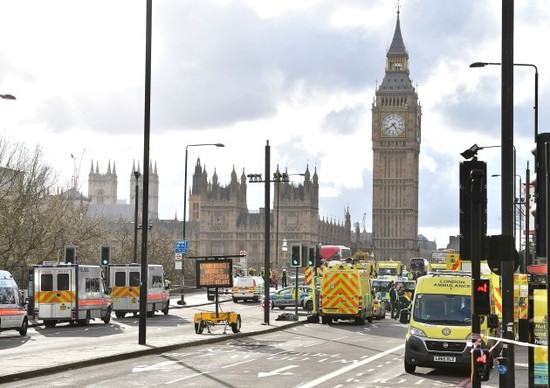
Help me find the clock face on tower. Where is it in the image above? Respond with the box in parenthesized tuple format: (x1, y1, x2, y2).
(381, 113, 405, 137)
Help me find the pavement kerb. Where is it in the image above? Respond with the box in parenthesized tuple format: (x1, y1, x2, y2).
(5, 300, 305, 384)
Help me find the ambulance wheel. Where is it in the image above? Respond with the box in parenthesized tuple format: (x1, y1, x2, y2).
(44, 321, 56, 328)
(163, 304, 169, 315)
(278, 306, 286, 310)
(367, 315, 373, 323)
(355, 316, 365, 325)
(19, 318, 28, 336)
(321, 316, 332, 324)
(304, 300, 313, 311)
(404, 359, 416, 374)
(147, 310, 155, 318)
(78, 316, 90, 326)
(115, 312, 125, 319)
(231, 316, 241, 333)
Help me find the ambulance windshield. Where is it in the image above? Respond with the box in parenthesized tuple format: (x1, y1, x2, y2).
(413, 294, 471, 325)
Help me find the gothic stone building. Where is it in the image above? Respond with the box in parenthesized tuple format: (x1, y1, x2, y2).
(188, 158, 352, 271)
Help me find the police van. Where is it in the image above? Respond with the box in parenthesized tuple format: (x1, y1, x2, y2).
(109, 264, 170, 318)
(0, 270, 28, 336)
(32, 263, 112, 328)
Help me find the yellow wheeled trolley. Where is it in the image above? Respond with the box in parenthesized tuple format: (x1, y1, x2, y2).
(192, 255, 244, 334)
(193, 311, 241, 334)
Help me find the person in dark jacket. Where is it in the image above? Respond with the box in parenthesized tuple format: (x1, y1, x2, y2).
(389, 282, 399, 319)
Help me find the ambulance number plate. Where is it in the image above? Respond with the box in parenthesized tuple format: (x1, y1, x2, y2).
(433, 356, 456, 362)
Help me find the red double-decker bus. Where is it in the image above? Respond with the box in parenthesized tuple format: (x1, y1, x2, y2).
(320, 245, 352, 262)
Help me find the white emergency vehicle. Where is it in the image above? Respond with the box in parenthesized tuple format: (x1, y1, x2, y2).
(32, 263, 112, 328)
(109, 264, 170, 318)
(0, 270, 28, 336)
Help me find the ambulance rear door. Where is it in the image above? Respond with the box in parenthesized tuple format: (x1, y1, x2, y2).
(110, 266, 140, 311)
(35, 266, 75, 319)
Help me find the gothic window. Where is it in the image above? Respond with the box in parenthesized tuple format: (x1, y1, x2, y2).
(213, 213, 223, 229)
(96, 189, 105, 204)
(286, 213, 297, 228)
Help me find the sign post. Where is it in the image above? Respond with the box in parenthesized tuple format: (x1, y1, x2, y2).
(175, 240, 189, 305)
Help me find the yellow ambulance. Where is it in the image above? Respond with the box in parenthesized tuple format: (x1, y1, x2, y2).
(402, 271, 500, 373)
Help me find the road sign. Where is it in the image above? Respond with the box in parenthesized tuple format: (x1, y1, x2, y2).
(175, 240, 188, 254)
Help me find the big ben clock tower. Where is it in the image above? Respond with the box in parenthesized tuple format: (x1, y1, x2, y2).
(371, 8, 421, 263)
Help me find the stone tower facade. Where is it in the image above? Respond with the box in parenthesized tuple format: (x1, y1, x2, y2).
(88, 160, 118, 205)
(371, 9, 422, 263)
(129, 160, 159, 221)
(88, 159, 159, 220)
(188, 159, 351, 271)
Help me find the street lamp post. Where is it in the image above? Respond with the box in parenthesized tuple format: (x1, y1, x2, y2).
(178, 142, 225, 306)
(132, 171, 141, 264)
(470, 61, 538, 140)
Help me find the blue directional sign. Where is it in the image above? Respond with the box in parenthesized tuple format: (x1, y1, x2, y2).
(175, 240, 189, 254)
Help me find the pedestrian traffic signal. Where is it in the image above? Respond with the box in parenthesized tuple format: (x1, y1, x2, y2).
(64, 246, 76, 264)
(100, 245, 111, 266)
(472, 278, 491, 316)
(472, 347, 491, 381)
(290, 244, 301, 267)
(307, 246, 315, 267)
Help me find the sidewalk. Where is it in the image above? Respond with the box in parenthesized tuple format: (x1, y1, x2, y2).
(1, 288, 304, 383)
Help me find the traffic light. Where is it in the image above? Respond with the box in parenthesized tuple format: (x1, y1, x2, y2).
(307, 246, 315, 267)
(315, 244, 322, 267)
(472, 278, 491, 316)
(472, 347, 491, 381)
(532, 133, 550, 259)
(290, 244, 301, 267)
(459, 160, 487, 261)
(100, 245, 111, 266)
(64, 246, 76, 264)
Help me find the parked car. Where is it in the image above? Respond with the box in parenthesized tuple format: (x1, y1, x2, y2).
(233, 276, 265, 302)
(372, 297, 386, 320)
(266, 286, 312, 310)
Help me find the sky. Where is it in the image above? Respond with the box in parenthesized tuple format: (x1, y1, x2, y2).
(0, 0, 548, 249)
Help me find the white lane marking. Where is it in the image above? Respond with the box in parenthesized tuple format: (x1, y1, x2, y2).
(221, 359, 256, 369)
(296, 343, 405, 388)
(132, 361, 180, 372)
(258, 365, 298, 377)
(164, 371, 208, 384)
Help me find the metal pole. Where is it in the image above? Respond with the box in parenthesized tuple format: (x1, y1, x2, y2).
(133, 171, 141, 264)
(263, 141, 271, 325)
(524, 163, 530, 272)
(500, 1, 515, 384)
(275, 178, 280, 272)
(139, 0, 152, 346)
(179, 146, 189, 306)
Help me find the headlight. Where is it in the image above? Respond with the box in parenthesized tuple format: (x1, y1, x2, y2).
(410, 326, 427, 338)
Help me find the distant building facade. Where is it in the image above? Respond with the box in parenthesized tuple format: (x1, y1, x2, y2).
(188, 159, 352, 271)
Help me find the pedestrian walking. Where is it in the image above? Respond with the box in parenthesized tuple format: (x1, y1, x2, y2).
(282, 269, 288, 287)
(389, 282, 399, 319)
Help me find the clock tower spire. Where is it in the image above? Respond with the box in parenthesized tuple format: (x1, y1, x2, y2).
(371, 7, 422, 263)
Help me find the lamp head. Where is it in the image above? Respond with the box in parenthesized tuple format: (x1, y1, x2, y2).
(469, 62, 488, 68)
(461, 144, 481, 160)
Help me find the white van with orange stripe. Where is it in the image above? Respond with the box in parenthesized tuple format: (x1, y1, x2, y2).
(32, 264, 112, 328)
(0, 270, 28, 336)
(109, 264, 169, 318)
